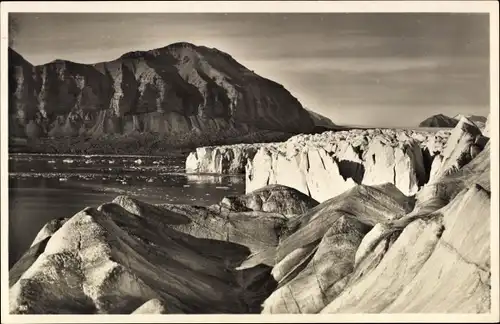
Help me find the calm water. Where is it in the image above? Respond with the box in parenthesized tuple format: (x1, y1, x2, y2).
(8, 153, 245, 267)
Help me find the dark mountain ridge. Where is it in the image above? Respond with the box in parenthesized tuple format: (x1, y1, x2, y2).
(418, 114, 459, 128)
(8, 42, 317, 153)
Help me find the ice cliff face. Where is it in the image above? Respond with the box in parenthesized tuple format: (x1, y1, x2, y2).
(8, 44, 315, 144)
(187, 127, 460, 200)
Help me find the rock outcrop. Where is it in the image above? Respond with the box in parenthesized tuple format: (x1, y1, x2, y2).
(8, 44, 315, 148)
(220, 184, 319, 216)
(9, 195, 284, 314)
(260, 183, 413, 313)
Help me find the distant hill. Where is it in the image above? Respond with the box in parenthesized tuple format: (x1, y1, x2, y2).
(418, 114, 459, 128)
(306, 109, 340, 131)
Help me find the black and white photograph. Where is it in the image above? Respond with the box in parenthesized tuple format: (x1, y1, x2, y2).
(1, 1, 498, 322)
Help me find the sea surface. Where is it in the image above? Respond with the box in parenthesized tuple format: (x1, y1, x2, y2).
(8, 153, 245, 268)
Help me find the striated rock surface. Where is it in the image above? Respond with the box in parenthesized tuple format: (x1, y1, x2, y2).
(220, 184, 319, 216)
(112, 195, 286, 254)
(29, 217, 69, 248)
(428, 116, 485, 183)
(261, 141, 491, 314)
(8, 44, 315, 148)
(9, 196, 284, 314)
(262, 215, 370, 314)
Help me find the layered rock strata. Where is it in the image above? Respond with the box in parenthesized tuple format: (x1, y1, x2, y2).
(9, 43, 315, 145)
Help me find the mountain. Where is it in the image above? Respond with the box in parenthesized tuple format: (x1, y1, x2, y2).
(305, 109, 339, 130)
(8, 43, 316, 152)
(418, 114, 459, 128)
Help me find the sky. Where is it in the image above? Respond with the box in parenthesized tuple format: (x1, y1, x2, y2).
(9, 13, 490, 127)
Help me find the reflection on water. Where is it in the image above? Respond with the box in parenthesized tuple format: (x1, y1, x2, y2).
(8, 154, 245, 268)
(185, 174, 245, 185)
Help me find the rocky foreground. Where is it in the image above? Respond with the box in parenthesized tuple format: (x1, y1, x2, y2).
(9, 116, 492, 314)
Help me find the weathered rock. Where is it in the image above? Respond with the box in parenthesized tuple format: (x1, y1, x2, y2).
(29, 217, 69, 247)
(262, 215, 370, 313)
(112, 195, 286, 254)
(319, 143, 491, 313)
(429, 116, 484, 182)
(132, 298, 171, 314)
(275, 183, 413, 263)
(258, 183, 413, 313)
(320, 217, 445, 313)
(8, 43, 315, 146)
(9, 201, 278, 314)
(383, 184, 490, 313)
(270, 242, 317, 283)
(220, 184, 319, 216)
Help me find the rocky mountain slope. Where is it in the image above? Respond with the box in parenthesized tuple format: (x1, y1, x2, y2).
(8, 43, 315, 151)
(418, 114, 459, 128)
(9, 118, 493, 315)
(305, 109, 340, 130)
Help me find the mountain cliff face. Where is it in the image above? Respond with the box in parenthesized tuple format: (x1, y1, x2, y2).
(8, 43, 315, 148)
